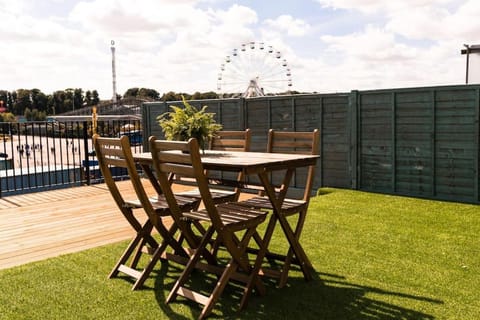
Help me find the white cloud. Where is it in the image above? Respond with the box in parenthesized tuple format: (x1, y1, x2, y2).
(0, 0, 476, 99)
(315, 24, 464, 91)
(316, 0, 454, 14)
(263, 15, 311, 37)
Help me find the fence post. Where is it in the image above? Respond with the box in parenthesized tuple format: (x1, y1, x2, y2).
(349, 90, 359, 189)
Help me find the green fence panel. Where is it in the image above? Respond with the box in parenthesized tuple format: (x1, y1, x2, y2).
(142, 85, 480, 204)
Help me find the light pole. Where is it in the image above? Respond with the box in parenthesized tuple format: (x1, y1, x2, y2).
(461, 44, 480, 84)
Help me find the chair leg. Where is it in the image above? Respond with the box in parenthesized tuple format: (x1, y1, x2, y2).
(109, 231, 155, 279)
(166, 227, 215, 304)
(130, 221, 155, 268)
(132, 238, 170, 290)
(130, 238, 147, 269)
(239, 225, 270, 310)
(278, 208, 311, 288)
(200, 227, 262, 318)
(200, 259, 239, 320)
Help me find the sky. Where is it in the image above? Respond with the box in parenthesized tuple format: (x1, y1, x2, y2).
(1, 0, 480, 100)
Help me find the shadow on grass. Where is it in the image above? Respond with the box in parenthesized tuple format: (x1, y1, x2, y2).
(152, 266, 443, 320)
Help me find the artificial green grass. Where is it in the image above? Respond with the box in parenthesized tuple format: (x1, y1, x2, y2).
(1, 188, 479, 319)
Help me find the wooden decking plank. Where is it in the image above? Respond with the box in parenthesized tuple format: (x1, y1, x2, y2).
(0, 228, 137, 270)
(0, 199, 19, 209)
(0, 181, 192, 270)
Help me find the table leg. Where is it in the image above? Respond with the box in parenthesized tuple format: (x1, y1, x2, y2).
(257, 170, 313, 282)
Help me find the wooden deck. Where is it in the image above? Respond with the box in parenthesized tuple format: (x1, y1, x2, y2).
(0, 181, 192, 270)
(0, 181, 255, 270)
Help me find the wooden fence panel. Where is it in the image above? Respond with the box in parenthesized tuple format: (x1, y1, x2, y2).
(142, 85, 480, 203)
(394, 90, 434, 197)
(434, 88, 479, 202)
(321, 95, 350, 187)
(358, 91, 394, 191)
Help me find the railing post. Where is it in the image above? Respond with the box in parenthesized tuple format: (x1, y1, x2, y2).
(82, 121, 91, 185)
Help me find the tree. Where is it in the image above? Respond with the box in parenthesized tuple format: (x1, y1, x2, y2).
(162, 91, 192, 101)
(14, 89, 32, 115)
(192, 91, 218, 100)
(91, 90, 100, 105)
(0, 90, 8, 110)
(137, 88, 160, 100)
(24, 108, 46, 121)
(85, 90, 92, 106)
(52, 90, 67, 114)
(73, 88, 84, 110)
(124, 87, 159, 100)
(30, 89, 48, 112)
(124, 88, 139, 98)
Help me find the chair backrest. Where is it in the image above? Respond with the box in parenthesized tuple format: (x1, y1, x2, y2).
(267, 129, 320, 200)
(149, 137, 224, 233)
(93, 134, 157, 225)
(209, 129, 251, 152)
(209, 129, 251, 191)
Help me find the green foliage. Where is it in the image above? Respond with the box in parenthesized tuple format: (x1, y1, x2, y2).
(124, 87, 160, 100)
(161, 91, 219, 101)
(0, 112, 16, 122)
(157, 96, 222, 150)
(24, 108, 47, 121)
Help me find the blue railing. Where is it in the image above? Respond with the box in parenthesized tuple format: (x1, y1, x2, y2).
(0, 118, 142, 197)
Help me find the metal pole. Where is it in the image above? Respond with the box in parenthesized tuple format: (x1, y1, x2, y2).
(111, 40, 117, 104)
(464, 44, 470, 84)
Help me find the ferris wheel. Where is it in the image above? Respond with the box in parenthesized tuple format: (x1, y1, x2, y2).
(217, 42, 293, 98)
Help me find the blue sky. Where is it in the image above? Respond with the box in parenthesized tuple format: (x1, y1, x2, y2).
(1, 0, 479, 99)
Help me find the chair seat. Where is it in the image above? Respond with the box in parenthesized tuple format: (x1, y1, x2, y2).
(238, 196, 307, 216)
(126, 194, 200, 216)
(183, 203, 267, 232)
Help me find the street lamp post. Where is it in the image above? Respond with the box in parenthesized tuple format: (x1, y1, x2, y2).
(461, 44, 480, 84)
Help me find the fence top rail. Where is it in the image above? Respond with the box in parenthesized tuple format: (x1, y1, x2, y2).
(49, 115, 141, 121)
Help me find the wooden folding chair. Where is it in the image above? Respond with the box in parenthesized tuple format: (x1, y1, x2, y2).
(149, 137, 268, 319)
(174, 129, 251, 204)
(238, 129, 320, 287)
(93, 134, 200, 290)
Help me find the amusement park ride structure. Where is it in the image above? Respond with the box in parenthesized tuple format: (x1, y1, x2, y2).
(217, 42, 293, 98)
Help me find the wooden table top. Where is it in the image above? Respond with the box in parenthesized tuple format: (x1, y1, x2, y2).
(134, 150, 319, 174)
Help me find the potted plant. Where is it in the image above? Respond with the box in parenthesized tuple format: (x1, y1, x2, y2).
(157, 96, 222, 151)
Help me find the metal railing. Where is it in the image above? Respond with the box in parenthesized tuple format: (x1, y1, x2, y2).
(0, 119, 143, 197)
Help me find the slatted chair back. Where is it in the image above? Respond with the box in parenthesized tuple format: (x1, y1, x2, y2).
(267, 129, 320, 201)
(174, 129, 251, 204)
(210, 129, 251, 197)
(94, 134, 170, 224)
(149, 137, 223, 232)
(209, 129, 251, 151)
